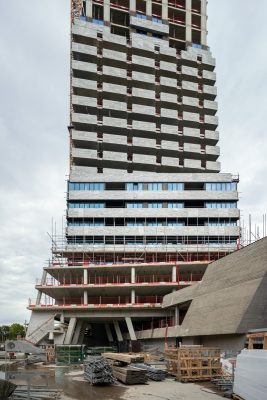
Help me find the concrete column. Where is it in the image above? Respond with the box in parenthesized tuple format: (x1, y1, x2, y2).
(201, 0, 207, 46)
(60, 313, 65, 323)
(186, 0, 192, 43)
(104, 0, 110, 22)
(86, 0, 93, 18)
(131, 267, 136, 283)
(162, 0, 168, 20)
(130, 0, 136, 13)
(64, 318, 77, 344)
(125, 317, 137, 341)
(146, 0, 152, 17)
(172, 266, 177, 283)
(36, 270, 47, 305)
(84, 269, 88, 285)
(113, 321, 123, 342)
(175, 307, 180, 326)
(131, 289, 136, 304)
(105, 323, 114, 342)
(72, 320, 83, 344)
(84, 290, 88, 305)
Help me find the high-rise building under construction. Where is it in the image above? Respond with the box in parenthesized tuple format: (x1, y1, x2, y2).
(26, 0, 240, 347)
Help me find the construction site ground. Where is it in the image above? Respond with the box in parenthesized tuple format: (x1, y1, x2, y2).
(1, 364, 224, 400)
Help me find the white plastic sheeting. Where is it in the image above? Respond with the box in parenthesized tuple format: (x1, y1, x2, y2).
(233, 349, 267, 400)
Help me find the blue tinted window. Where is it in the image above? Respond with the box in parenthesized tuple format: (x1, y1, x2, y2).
(127, 203, 142, 208)
(148, 183, 163, 191)
(168, 202, 184, 208)
(148, 203, 163, 208)
(205, 182, 237, 191)
(168, 183, 184, 191)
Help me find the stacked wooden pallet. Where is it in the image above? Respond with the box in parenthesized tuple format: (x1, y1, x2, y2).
(165, 346, 221, 382)
(112, 365, 148, 384)
(102, 352, 144, 364)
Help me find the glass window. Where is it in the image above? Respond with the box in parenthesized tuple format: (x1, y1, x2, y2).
(148, 183, 163, 191)
(148, 203, 163, 208)
(205, 182, 237, 191)
(168, 202, 184, 209)
(168, 183, 184, 191)
(126, 183, 143, 191)
(205, 202, 237, 209)
(127, 203, 142, 208)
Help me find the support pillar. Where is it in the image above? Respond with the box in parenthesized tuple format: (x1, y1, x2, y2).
(113, 321, 123, 342)
(130, 0, 136, 13)
(131, 289, 136, 304)
(60, 313, 65, 324)
(84, 269, 88, 285)
(64, 318, 77, 344)
(186, 0, 192, 43)
(105, 323, 114, 342)
(162, 0, 168, 20)
(104, 0, 110, 22)
(201, 0, 207, 46)
(172, 266, 177, 283)
(36, 270, 47, 305)
(146, 0, 152, 17)
(72, 320, 83, 344)
(131, 267, 136, 283)
(125, 317, 137, 341)
(175, 307, 180, 326)
(86, 0, 93, 18)
(84, 290, 88, 305)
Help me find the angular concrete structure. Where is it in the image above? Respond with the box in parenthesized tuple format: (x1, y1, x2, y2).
(27, 0, 240, 347)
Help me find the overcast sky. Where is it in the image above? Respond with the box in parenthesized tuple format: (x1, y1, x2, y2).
(0, 1, 266, 325)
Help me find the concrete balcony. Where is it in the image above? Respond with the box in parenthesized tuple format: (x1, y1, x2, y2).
(203, 100, 218, 115)
(72, 42, 97, 57)
(160, 61, 176, 73)
(72, 130, 97, 143)
(184, 142, 200, 154)
(103, 48, 126, 63)
(130, 16, 169, 35)
(103, 82, 127, 95)
(103, 100, 127, 112)
(133, 153, 156, 165)
(206, 145, 220, 157)
(132, 71, 155, 84)
(202, 54, 216, 71)
(183, 127, 200, 140)
(72, 95, 97, 108)
(161, 108, 177, 119)
(72, 113, 97, 126)
(184, 158, 202, 170)
(103, 31, 127, 47)
(132, 137, 156, 149)
(68, 189, 238, 202)
(182, 97, 199, 113)
(132, 55, 155, 69)
(205, 130, 219, 144)
(72, 60, 97, 74)
(72, 147, 97, 160)
(104, 151, 127, 162)
(161, 140, 178, 151)
(206, 160, 221, 172)
(160, 76, 177, 88)
(132, 87, 155, 100)
(183, 111, 200, 127)
(181, 66, 198, 81)
(72, 77, 97, 92)
(132, 120, 155, 132)
(162, 157, 179, 168)
(202, 70, 216, 84)
(203, 85, 217, 100)
(66, 225, 239, 238)
(161, 124, 178, 135)
(204, 115, 218, 130)
(67, 207, 240, 220)
(131, 34, 155, 54)
(103, 134, 127, 147)
(161, 92, 177, 103)
(132, 104, 155, 116)
(103, 65, 127, 80)
(103, 116, 127, 129)
(181, 81, 199, 97)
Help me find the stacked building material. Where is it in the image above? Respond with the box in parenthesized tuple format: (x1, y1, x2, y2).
(134, 363, 166, 381)
(10, 385, 61, 400)
(102, 353, 144, 364)
(0, 379, 16, 399)
(112, 365, 148, 385)
(84, 356, 115, 385)
(165, 346, 221, 382)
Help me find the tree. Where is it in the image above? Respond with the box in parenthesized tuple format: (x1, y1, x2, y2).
(0, 325, 10, 342)
(8, 324, 26, 339)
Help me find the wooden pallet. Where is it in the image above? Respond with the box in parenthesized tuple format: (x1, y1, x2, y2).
(165, 346, 222, 382)
(247, 332, 267, 349)
(102, 352, 144, 364)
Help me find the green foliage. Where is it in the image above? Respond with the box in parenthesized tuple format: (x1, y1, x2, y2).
(0, 324, 26, 340)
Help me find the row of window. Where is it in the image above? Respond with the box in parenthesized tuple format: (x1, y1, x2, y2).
(68, 182, 237, 191)
(67, 220, 237, 227)
(205, 183, 237, 191)
(68, 202, 237, 209)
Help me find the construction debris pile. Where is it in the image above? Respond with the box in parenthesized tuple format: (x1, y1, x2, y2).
(84, 356, 115, 385)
